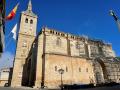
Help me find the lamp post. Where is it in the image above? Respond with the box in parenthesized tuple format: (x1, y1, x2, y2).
(109, 10, 120, 31)
(58, 68, 64, 90)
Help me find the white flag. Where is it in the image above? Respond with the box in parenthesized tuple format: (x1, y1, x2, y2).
(11, 24, 17, 40)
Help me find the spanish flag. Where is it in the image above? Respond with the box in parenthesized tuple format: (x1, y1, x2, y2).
(6, 3, 19, 20)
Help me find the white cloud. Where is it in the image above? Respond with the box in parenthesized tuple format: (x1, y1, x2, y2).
(0, 52, 14, 69)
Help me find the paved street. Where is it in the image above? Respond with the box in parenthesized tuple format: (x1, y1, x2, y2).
(0, 85, 120, 90)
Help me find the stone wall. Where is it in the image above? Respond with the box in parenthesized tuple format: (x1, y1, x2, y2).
(43, 28, 116, 58)
(44, 54, 95, 89)
(33, 28, 117, 88)
(45, 33, 68, 55)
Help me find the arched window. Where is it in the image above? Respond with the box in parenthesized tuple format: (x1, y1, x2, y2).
(30, 19, 33, 24)
(25, 18, 28, 23)
(50, 30, 53, 34)
(56, 37, 61, 46)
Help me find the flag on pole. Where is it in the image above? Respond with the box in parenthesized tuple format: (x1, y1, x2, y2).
(6, 3, 19, 20)
(11, 24, 17, 40)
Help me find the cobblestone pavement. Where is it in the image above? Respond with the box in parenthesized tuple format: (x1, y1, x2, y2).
(0, 85, 120, 90)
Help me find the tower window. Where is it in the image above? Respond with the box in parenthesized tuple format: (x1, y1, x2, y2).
(50, 31, 53, 34)
(25, 18, 28, 23)
(30, 19, 33, 24)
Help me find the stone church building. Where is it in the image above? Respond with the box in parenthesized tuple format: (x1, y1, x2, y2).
(11, 0, 120, 89)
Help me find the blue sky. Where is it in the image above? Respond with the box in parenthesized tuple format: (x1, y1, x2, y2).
(1, 0, 120, 68)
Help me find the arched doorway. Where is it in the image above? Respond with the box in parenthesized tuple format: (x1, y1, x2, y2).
(94, 58, 108, 84)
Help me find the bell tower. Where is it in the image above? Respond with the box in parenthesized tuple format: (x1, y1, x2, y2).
(11, 0, 37, 87)
(19, 0, 37, 36)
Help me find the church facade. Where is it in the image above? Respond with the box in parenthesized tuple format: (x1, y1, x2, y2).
(11, 0, 120, 89)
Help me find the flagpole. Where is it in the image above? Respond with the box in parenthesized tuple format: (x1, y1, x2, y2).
(5, 38, 13, 50)
(5, 32, 12, 38)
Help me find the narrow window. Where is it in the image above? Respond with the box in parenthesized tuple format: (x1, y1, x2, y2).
(55, 66, 57, 71)
(30, 19, 33, 24)
(25, 18, 28, 23)
(66, 67, 68, 72)
(56, 37, 61, 46)
(79, 68, 81, 72)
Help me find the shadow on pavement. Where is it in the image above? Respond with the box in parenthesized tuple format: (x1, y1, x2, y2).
(61, 82, 120, 90)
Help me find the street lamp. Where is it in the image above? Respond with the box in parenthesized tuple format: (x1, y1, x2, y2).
(58, 68, 64, 90)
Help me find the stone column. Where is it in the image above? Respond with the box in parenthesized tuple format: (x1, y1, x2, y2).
(34, 35, 44, 88)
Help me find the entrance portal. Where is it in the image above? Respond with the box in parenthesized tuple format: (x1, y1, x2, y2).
(94, 58, 108, 84)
